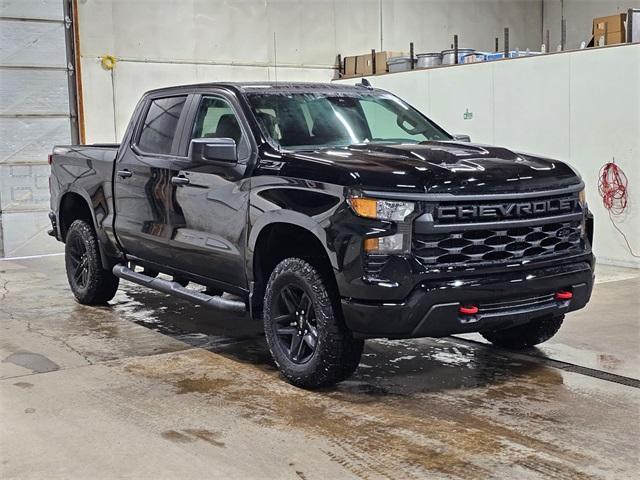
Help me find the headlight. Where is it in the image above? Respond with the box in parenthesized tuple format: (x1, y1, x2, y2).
(349, 196, 415, 254)
(348, 197, 415, 221)
(578, 188, 586, 206)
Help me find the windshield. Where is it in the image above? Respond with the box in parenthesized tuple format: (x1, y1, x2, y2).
(246, 90, 451, 150)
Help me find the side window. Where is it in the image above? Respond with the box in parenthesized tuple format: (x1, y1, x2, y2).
(137, 96, 187, 155)
(191, 96, 250, 160)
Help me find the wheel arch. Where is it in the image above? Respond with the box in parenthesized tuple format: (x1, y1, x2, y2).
(248, 215, 338, 318)
(57, 190, 114, 269)
(58, 191, 94, 239)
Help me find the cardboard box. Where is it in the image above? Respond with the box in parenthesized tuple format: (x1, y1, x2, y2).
(593, 13, 627, 46)
(344, 56, 357, 76)
(342, 51, 406, 77)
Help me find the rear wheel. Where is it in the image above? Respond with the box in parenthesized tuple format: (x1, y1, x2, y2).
(65, 220, 119, 305)
(480, 314, 564, 349)
(263, 257, 364, 389)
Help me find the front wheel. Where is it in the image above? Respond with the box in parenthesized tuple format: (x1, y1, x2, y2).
(263, 258, 364, 389)
(480, 314, 564, 349)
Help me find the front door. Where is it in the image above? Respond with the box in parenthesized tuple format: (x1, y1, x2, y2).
(113, 94, 190, 267)
(166, 93, 253, 293)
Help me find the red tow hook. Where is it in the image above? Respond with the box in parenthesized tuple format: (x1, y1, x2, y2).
(555, 290, 573, 301)
(459, 305, 479, 315)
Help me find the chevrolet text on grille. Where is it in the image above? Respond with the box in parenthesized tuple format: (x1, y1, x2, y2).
(436, 198, 578, 220)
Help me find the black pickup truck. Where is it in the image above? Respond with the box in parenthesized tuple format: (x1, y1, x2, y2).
(49, 82, 594, 388)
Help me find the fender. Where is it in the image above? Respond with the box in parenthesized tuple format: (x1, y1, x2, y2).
(246, 177, 347, 283)
(246, 209, 335, 284)
(57, 187, 120, 268)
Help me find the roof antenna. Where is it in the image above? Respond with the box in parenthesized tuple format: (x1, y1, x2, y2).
(356, 78, 372, 89)
(273, 32, 278, 85)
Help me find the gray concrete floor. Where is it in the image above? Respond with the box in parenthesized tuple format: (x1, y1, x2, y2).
(1, 257, 639, 479)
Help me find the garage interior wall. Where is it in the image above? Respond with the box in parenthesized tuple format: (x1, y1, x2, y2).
(336, 43, 640, 268)
(78, 0, 544, 143)
(543, 0, 640, 50)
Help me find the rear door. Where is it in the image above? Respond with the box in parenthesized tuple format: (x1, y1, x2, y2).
(113, 93, 191, 266)
(164, 91, 253, 292)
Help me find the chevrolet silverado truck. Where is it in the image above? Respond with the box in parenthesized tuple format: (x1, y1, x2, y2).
(49, 82, 594, 388)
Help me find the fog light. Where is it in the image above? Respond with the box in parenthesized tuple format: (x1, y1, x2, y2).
(364, 233, 406, 253)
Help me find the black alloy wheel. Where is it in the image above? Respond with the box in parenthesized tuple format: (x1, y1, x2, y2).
(273, 284, 319, 364)
(64, 220, 119, 304)
(67, 234, 90, 289)
(263, 257, 364, 389)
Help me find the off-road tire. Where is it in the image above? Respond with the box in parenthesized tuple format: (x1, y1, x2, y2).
(65, 220, 119, 305)
(263, 257, 364, 389)
(480, 314, 564, 349)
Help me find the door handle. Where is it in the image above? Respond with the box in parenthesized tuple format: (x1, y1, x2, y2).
(171, 176, 190, 186)
(117, 169, 133, 178)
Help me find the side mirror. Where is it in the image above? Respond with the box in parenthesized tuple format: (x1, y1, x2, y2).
(452, 134, 471, 142)
(189, 138, 237, 165)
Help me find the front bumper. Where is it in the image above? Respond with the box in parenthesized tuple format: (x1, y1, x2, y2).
(341, 258, 594, 339)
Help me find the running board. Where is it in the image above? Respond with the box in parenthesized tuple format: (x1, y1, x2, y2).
(112, 265, 246, 313)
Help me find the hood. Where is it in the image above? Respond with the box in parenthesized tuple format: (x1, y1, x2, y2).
(280, 141, 581, 194)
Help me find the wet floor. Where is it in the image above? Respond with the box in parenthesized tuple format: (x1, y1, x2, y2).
(1, 257, 639, 479)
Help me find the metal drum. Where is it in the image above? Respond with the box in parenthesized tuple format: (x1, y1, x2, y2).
(387, 56, 412, 73)
(416, 53, 442, 68)
(441, 48, 475, 65)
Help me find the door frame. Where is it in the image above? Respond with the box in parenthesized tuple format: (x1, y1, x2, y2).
(174, 88, 258, 162)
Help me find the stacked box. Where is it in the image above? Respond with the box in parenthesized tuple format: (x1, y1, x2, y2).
(593, 13, 627, 45)
(343, 51, 406, 77)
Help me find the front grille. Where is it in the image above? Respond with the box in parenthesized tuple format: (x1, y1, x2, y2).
(411, 189, 587, 269)
(413, 220, 583, 266)
(413, 221, 582, 265)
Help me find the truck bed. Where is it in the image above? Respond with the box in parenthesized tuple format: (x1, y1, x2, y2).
(49, 143, 121, 259)
(52, 144, 120, 162)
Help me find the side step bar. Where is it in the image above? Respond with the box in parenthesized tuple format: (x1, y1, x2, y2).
(112, 265, 246, 313)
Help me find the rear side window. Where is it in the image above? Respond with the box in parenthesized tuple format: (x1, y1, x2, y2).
(137, 96, 187, 155)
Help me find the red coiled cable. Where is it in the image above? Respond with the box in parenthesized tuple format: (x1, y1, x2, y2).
(598, 160, 638, 257)
(598, 161, 628, 215)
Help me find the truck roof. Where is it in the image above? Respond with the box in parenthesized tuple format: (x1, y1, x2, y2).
(144, 81, 383, 96)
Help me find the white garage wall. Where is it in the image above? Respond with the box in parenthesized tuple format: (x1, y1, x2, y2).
(77, 0, 544, 143)
(335, 44, 640, 268)
(381, 0, 544, 53)
(543, 0, 640, 51)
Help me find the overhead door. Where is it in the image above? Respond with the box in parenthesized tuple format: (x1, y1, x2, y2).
(0, 0, 78, 257)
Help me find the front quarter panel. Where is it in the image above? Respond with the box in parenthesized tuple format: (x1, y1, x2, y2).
(248, 176, 343, 270)
(248, 174, 404, 301)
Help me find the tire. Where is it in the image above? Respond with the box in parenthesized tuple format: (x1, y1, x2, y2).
(263, 257, 364, 389)
(64, 220, 119, 305)
(480, 314, 564, 349)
